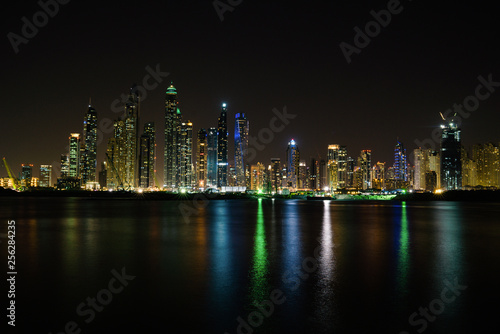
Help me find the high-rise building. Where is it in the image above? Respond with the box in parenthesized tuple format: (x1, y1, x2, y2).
(309, 158, 319, 190)
(441, 120, 462, 190)
(471, 143, 500, 188)
(413, 148, 428, 191)
(39, 165, 52, 187)
(250, 162, 265, 191)
(164, 83, 180, 189)
(338, 146, 348, 189)
(207, 127, 218, 188)
(197, 128, 208, 189)
(394, 141, 408, 182)
(81, 102, 97, 186)
(123, 88, 140, 188)
(372, 162, 385, 189)
(60, 154, 69, 178)
(346, 157, 355, 189)
(234, 113, 249, 187)
(270, 158, 281, 193)
(21, 164, 33, 187)
(358, 150, 372, 190)
(286, 139, 299, 190)
(179, 121, 193, 188)
(217, 103, 228, 188)
(298, 160, 308, 189)
(69, 133, 81, 178)
(139, 122, 155, 189)
(327, 145, 339, 191)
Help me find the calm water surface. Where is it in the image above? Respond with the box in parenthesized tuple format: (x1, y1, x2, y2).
(2, 198, 500, 333)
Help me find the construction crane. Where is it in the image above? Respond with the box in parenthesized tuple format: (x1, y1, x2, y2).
(2, 158, 20, 190)
(105, 153, 124, 190)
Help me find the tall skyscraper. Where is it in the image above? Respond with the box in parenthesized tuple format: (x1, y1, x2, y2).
(207, 127, 218, 188)
(338, 145, 348, 188)
(69, 133, 81, 178)
(359, 150, 372, 190)
(123, 88, 140, 188)
(164, 83, 180, 189)
(81, 101, 97, 186)
(327, 145, 339, 191)
(179, 121, 193, 188)
(217, 103, 228, 188)
(309, 158, 319, 190)
(286, 139, 299, 190)
(271, 158, 281, 193)
(234, 113, 249, 187)
(413, 148, 428, 191)
(394, 141, 408, 182)
(197, 128, 208, 189)
(40, 165, 52, 187)
(441, 120, 462, 190)
(139, 122, 155, 189)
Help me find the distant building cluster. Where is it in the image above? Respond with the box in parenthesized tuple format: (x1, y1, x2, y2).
(2, 88, 499, 193)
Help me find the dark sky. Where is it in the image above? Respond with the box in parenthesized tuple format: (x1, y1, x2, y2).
(2, 0, 500, 184)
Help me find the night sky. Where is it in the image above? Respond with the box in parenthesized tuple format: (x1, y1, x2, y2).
(2, 0, 500, 184)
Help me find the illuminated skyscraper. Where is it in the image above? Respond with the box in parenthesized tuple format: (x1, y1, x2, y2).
(394, 141, 408, 182)
(139, 122, 155, 188)
(327, 145, 339, 190)
(358, 150, 372, 190)
(179, 121, 193, 188)
(39, 165, 52, 187)
(286, 139, 299, 190)
(21, 164, 33, 186)
(413, 148, 428, 191)
(69, 133, 81, 178)
(197, 128, 208, 189)
(60, 154, 69, 178)
(81, 101, 97, 186)
(123, 88, 140, 188)
(271, 158, 281, 192)
(207, 127, 218, 188)
(164, 83, 180, 189)
(217, 103, 228, 188)
(234, 113, 249, 187)
(441, 120, 462, 190)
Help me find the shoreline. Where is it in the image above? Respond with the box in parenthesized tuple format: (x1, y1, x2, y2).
(1, 188, 500, 202)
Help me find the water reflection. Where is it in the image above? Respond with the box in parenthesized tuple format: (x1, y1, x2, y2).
(397, 201, 410, 296)
(249, 198, 269, 303)
(312, 200, 336, 331)
(433, 202, 464, 285)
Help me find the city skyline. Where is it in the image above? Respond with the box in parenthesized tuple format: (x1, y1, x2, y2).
(3, 1, 500, 184)
(2, 88, 500, 190)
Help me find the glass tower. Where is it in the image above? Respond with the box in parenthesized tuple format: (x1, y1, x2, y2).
(207, 127, 218, 188)
(234, 113, 249, 187)
(81, 101, 97, 185)
(217, 103, 228, 188)
(441, 121, 462, 190)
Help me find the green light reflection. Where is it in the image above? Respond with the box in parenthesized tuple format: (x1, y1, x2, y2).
(397, 201, 409, 294)
(250, 198, 269, 303)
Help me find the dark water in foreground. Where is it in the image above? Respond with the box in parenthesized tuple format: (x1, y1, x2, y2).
(1, 198, 500, 333)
